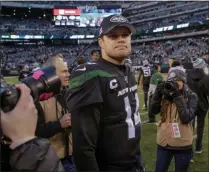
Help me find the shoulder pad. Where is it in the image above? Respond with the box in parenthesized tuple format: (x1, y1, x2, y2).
(71, 62, 100, 77)
(69, 62, 112, 90)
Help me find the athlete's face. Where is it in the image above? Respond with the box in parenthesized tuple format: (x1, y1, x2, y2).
(99, 27, 132, 63)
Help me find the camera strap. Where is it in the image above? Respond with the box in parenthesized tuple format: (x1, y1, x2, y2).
(56, 94, 70, 157)
(35, 101, 45, 123)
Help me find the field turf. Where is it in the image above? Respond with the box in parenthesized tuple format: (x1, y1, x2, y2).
(4, 76, 208, 172)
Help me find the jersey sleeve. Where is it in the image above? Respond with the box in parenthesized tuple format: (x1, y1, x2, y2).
(66, 64, 104, 112)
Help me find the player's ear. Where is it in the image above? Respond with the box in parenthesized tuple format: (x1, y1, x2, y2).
(98, 37, 104, 49)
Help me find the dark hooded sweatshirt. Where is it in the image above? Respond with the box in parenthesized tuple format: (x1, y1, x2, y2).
(187, 68, 209, 111)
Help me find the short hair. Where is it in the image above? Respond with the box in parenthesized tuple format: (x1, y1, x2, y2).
(91, 50, 100, 56)
(171, 61, 181, 67)
(51, 53, 64, 59)
(45, 55, 64, 67)
(153, 64, 159, 70)
(76, 56, 85, 65)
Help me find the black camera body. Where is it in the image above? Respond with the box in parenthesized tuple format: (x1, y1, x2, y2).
(0, 66, 61, 113)
(164, 81, 179, 91)
(160, 80, 179, 100)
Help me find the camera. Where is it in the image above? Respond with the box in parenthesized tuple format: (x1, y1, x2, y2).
(164, 81, 179, 91)
(0, 66, 61, 113)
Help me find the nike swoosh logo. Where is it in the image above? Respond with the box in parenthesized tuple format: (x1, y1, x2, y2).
(76, 67, 86, 71)
(87, 62, 97, 65)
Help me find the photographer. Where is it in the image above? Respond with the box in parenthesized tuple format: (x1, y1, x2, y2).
(35, 55, 76, 172)
(150, 66, 198, 172)
(1, 84, 64, 171)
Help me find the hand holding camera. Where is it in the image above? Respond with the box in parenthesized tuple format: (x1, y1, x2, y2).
(1, 84, 37, 142)
(157, 81, 181, 100)
(59, 113, 71, 128)
(156, 82, 165, 94)
(0, 66, 61, 113)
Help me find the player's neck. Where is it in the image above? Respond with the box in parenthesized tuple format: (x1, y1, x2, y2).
(102, 55, 125, 65)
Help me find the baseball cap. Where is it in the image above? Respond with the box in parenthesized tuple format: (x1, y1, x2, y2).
(99, 14, 136, 37)
(168, 66, 186, 83)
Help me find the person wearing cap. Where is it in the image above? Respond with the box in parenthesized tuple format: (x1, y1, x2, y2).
(137, 59, 153, 110)
(186, 58, 209, 154)
(66, 14, 145, 172)
(35, 55, 76, 172)
(150, 66, 198, 172)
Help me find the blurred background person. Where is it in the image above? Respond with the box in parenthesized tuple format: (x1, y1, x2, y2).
(138, 59, 153, 110)
(76, 56, 86, 65)
(186, 58, 209, 154)
(18, 65, 30, 81)
(31, 62, 41, 72)
(145, 64, 163, 123)
(90, 50, 100, 61)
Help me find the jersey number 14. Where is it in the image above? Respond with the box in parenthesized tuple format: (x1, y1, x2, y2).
(124, 93, 141, 139)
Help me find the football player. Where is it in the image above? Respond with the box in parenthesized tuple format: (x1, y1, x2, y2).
(137, 59, 152, 110)
(66, 14, 145, 172)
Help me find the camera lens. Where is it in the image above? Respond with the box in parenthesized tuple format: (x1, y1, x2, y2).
(0, 66, 61, 112)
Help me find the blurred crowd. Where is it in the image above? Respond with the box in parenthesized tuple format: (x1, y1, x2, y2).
(0, 13, 207, 36)
(1, 37, 209, 71)
(132, 37, 209, 64)
(0, 17, 99, 35)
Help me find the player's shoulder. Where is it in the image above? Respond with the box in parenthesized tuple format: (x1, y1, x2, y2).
(71, 61, 102, 75)
(69, 61, 112, 89)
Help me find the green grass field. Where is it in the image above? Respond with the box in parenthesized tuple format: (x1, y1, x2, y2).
(4, 76, 208, 172)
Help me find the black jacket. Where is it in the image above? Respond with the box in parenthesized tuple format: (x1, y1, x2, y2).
(10, 138, 64, 172)
(67, 58, 143, 171)
(187, 68, 209, 111)
(35, 100, 63, 138)
(35, 88, 69, 138)
(151, 85, 198, 125)
(150, 85, 198, 150)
